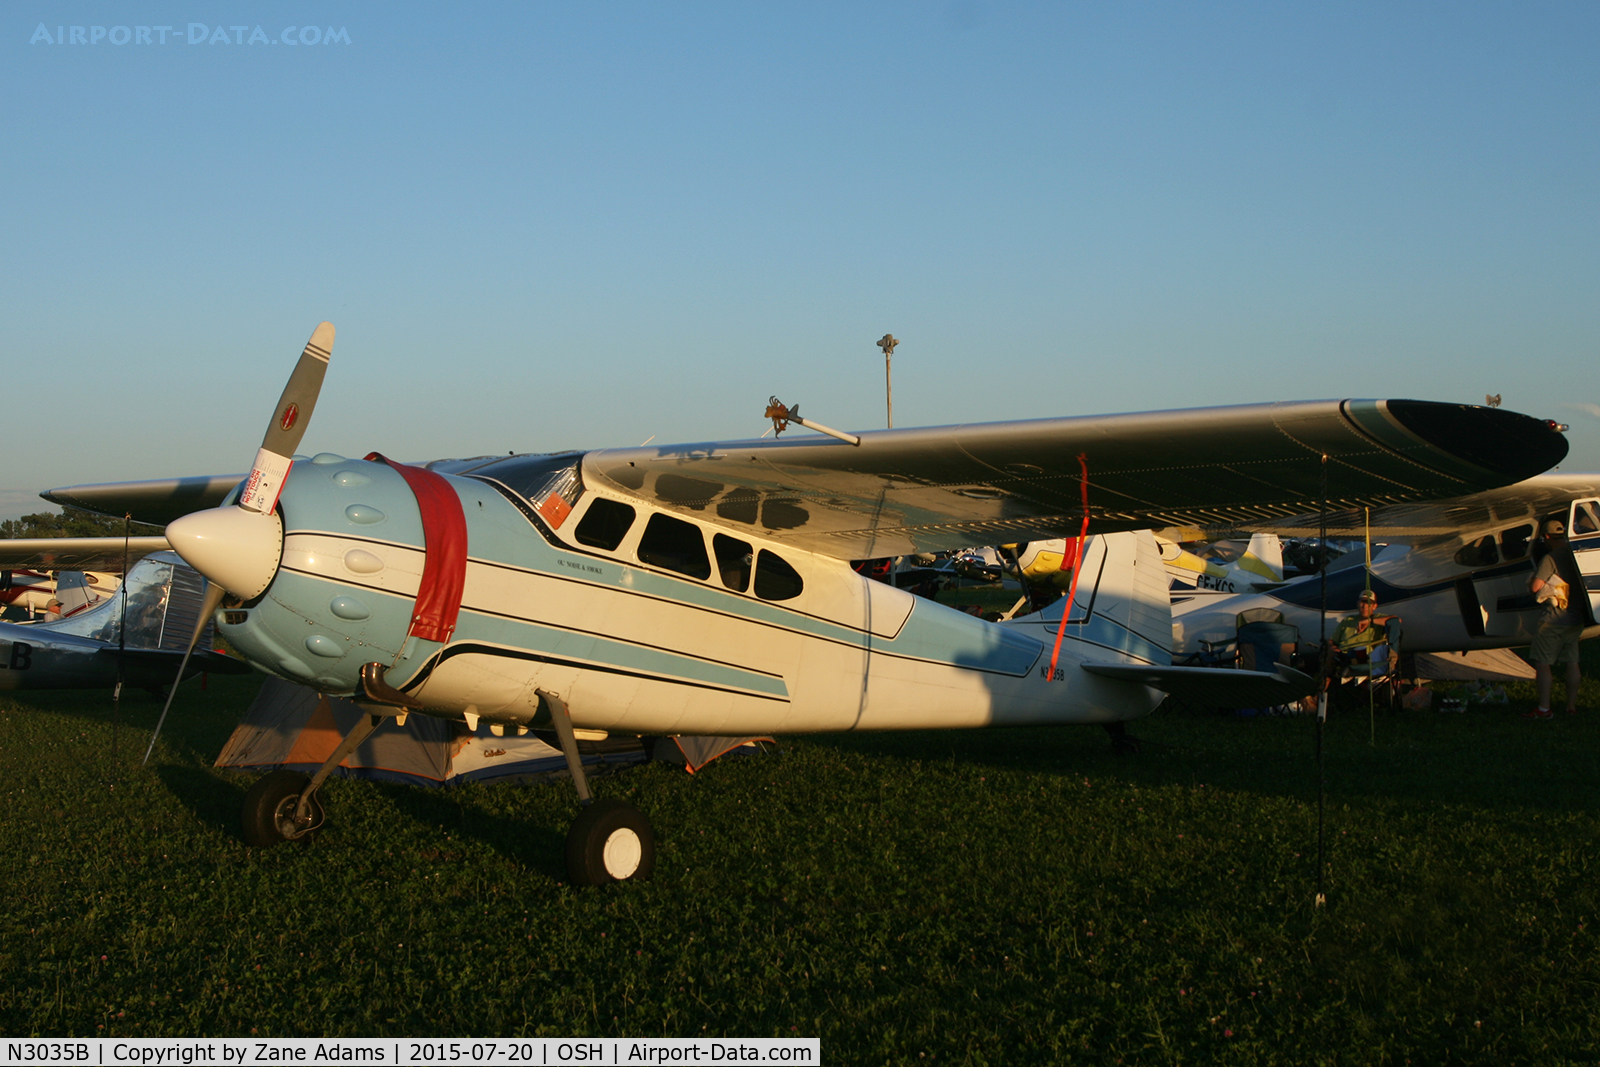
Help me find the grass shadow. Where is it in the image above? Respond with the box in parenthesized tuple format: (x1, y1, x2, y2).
(375, 782, 571, 879)
(154, 764, 250, 840)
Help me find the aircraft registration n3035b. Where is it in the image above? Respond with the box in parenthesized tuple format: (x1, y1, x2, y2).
(41, 323, 1570, 884)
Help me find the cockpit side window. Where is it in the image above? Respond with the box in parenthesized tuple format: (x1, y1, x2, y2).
(754, 550, 804, 601)
(1572, 500, 1600, 539)
(574, 498, 636, 551)
(1454, 535, 1498, 568)
(1500, 524, 1533, 560)
(637, 514, 712, 580)
(713, 533, 752, 592)
(460, 452, 587, 528)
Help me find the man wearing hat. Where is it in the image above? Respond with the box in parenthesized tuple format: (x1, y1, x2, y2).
(1526, 516, 1586, 719)
(1329, 588, 1398, 682)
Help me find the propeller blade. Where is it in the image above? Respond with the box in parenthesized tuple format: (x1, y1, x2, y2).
(141, 578, 228, 765)
(168, 322, 334, 600)
(238, 321, 334, 514)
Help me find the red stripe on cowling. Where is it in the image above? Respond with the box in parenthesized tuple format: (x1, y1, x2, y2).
(366, 453, 467, 643)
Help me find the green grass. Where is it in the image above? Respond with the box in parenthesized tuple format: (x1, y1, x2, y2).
(2, 647, 1599, 1064)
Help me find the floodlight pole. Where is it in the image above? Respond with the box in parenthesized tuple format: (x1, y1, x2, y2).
(877, 334, 898, 428)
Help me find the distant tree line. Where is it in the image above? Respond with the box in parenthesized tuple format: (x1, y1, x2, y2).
(0, 509, 152, 539)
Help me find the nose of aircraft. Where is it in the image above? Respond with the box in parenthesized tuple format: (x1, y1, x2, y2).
(165, 505, 284, 600)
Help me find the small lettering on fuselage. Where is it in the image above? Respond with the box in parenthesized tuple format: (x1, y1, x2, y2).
(1194, 574, 1237, 592)
(1039, 664, 1064, 682)
(557, 559, 605, 576)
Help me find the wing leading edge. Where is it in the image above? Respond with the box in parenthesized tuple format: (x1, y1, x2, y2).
(581, 399, 1567, 559)
(41, 474, 243, 528)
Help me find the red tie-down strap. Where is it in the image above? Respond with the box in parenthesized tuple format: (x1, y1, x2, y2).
(366, 453, 467, 643)
(1048, 452, 1092, 682)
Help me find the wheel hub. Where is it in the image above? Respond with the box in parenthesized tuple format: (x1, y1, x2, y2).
(601, 827, 643, 879)
(271, 794, 318, 840)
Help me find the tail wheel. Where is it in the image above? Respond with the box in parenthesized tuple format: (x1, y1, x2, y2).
(241, 770, 324, 847)
(565, 798, 656, 885)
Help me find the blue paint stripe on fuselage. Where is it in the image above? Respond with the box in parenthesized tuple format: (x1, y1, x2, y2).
(449, 607, 793, 698)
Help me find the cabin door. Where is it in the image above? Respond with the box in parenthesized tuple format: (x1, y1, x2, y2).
(1567, 499, 1600, 626)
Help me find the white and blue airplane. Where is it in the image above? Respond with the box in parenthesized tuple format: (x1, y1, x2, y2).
(43, 323, 1571, 884)
(1169, 473, 1600, 658)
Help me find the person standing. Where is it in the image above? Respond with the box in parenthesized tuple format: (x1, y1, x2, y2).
(1525, 517, 1586, 719)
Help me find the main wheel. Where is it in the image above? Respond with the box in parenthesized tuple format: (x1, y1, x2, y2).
(241, 770, 324, 847)
(1103, 722, 1141, 756)
(565, 798, 656, 886)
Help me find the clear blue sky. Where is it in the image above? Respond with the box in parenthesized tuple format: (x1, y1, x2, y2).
(5, 2, 1597, 522)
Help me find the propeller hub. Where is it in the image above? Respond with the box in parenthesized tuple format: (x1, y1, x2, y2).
(166, 506, 284, 601)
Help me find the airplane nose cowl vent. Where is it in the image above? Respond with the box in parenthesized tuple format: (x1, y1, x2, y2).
(165, 506, 284, 601)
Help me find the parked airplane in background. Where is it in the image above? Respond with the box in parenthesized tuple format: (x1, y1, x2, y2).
(0, 551, 246, 690)
(1159, 532, 1285, 595)
(1, 568, 124, 619)
(43, 323, 1570, 885)
(1170, 474, 1600, 657)
(1012, 531, 1287, 600)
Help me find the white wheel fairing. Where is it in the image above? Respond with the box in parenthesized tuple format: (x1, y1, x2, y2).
(601, 827, 644, 879)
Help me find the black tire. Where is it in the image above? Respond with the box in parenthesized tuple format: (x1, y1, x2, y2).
(564, 798, 656, 886)
(1103, 721, 1141, 756)
(241, 770, 323, 847)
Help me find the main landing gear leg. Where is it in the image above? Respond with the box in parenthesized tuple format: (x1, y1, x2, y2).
(1103, 721, 1140, 756)
(240, 707, 387, 847)
(539, 688, 656, 886)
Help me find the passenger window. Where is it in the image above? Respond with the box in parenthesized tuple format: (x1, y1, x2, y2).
(1500, 524, 1533, 560)
(754, 550, 804, 601)
(714, 533, 752, 592)
(1573, 501, 1600, 538)
(637, 514, 711, 580)
(1454, 536, 1498, 568)
(574, 498, 636, 551)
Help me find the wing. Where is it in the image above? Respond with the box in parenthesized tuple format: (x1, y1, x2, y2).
(41, 474, 243, 527)
(0, 536, 172, 572)
(581, 399, 1567, 559)
(1226, 472, 1600, 547)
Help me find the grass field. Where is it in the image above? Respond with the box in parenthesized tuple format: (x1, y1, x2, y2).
(2, 646, 1599, 1065)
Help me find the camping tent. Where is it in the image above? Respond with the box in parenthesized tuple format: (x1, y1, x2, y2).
(215, 677, 768, 786)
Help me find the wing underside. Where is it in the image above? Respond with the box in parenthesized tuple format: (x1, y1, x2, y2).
(0, 536, 173, 573)
(1228, 472, 1600, 545)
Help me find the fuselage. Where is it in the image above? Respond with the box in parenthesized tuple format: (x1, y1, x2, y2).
(218, 452, 1174, 735)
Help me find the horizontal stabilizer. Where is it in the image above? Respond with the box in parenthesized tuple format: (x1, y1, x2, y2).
(1081, 661, 1318, 707)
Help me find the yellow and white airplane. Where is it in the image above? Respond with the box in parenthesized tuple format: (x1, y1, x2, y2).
(40, 323, 1570, 884)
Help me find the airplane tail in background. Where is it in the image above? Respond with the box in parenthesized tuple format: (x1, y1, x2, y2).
(1236, 532, 1284, 584)
(52, 572, 96, 618)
